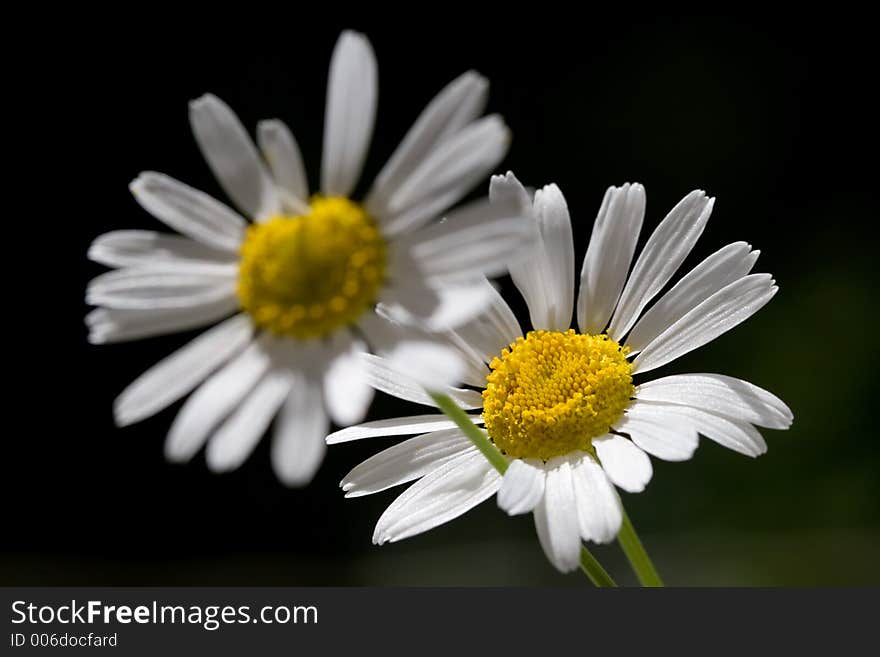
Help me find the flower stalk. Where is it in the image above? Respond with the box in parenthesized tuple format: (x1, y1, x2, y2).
(616, 510, 664, 587)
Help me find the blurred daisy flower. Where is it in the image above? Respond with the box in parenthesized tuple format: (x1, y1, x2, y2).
(86, 31, 530, 485)
(332, 173, 792, 572)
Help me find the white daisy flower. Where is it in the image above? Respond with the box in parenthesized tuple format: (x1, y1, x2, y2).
(86, 31, 531, 486)
(331, 172, 793, 572)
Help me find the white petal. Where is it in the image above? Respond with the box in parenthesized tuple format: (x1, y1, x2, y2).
(570, 454, 623, 543)
(360, 353, 483, 409)
(381, 340, 468, 390)
(488, 170, 532, 210)
(189, 94, 281, 220)
(321, 31, 377, 197)
(533, 458, 582, 572)
(616, 406, 699, 461)
(636, 373, 792, 430)
(323, 330, 374, 426)
(356, 305, 432, 356)
(507, 183, 574, 331)
(630, 400, 768, 457)
(410, 278, 497, 331)
(379, 263, 497, 332)
(592, 434, 653, 493)
(164, 338, 272, 462)
(380, 115, 511, 236)
(497, 458, 546, 515)
(608, 190, 714, 340)
(489, 172, 548, 324)
(86, 299, 240, 344)
(392, 195, 533, 281)
(88, 230, 237, 269)
(373, 450, 500, 544)
(576, 183, 645, 334)
(206, 369, 292, 472)
(451, 277, 522, 363)
(326, 414, 482, 444)
(368, 70, 488, 211)
(257, 119, 309, 206)
(440, 331, 493, 390)
(113, 314, 253, 427)
(272, 373, 328, 487)
(341, 429, 474, 497)
(86, 267, 237, 310)
(369, 312, 489, 389)
(626, 242, 759, 353)
(377, 258, 442, 324)
(534, 184, 575, 329)
(129, 172, 247, 251)
(632, 274, 778, 374)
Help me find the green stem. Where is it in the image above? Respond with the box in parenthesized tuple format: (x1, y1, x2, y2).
(579, 546, 617, 587)
(430, 392, 617, 588)
(617, 510, 664, 587)
(430, 392, 509, 475)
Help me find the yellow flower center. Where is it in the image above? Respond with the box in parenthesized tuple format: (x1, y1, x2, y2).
(482, 329, 634, 460)
(237, 196, 387, 339)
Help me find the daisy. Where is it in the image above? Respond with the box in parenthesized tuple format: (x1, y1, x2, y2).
(86, 31, 531, 486)
(331, 172, 793, 573)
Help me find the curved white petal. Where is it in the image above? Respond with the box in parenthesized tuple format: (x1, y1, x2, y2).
(592, 434, 653, 493)
(615, 407, 699, 462)
(164, 338, 272, 463)
(206, 369, 292, 472)
(381, 340, 468, 391)
(536, 184, 575, 329)
(360, 353, 483, 409)
(372, 450, 500, 544)
(569, 453, 623, 544)
(488, 170, 532, 210)
(113, 314, 253, 427)
(188, 94, 281, 220)
(632, 274, 778, 374)
(129, 172, 247, 251)
(413, 279, 497, 332)
(576, 183, 645, 334)
(497, 458, 546, 515)
(451, 277, 522, 363)
(341, 429, 474, 497)
(86, 299, 240, 344)
(323, 330, 374, 427)
(89, 230, 237, 269)
(393, 195, 533, 282)
(489, 172, 550, 324)
(378, 257, 442, 325)
(609, 190, 714, 340)
(533, 458, 582, 572)
(626, 242, 759, 353)
(257, 119, 309, 207)
(326, 414, 482, 444)
(86, 267, 237, 310)
(271, 372, 328, 487)
(440, 331, 493, 390)
(321, 31, 377, 197)
(380, 115, 511, 236)
(630, 400, 768, 457)
(368, 70, 488, 211)
(506, 183, 573, 331)
(379, 267, 495, 332)
(635, 373, 792, 430)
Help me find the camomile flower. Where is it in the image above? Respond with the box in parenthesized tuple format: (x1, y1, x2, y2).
(85, 31, 531, 486)
(330, 173, 793, 572)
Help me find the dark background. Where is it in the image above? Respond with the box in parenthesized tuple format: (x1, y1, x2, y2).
(5, 11, 877, 585)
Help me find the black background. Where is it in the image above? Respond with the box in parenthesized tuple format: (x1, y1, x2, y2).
(5, 10, 877, 585)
